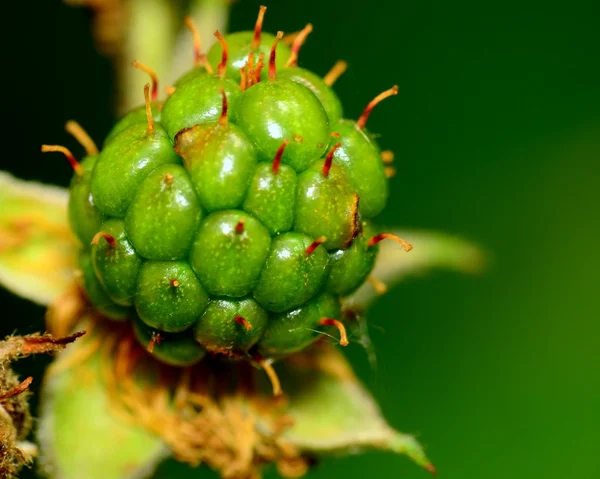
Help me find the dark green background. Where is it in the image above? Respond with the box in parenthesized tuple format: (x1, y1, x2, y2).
(2, 1, 599, 478)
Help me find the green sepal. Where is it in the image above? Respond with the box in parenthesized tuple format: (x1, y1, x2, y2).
(242, 162, 297, 234)
(174, 123, 257, 212)
(189, 210, 271, 297)
(235, 79, 330, 172)
(91, 219, 142, 306)
(295, 161, 360, 250)
(125, 164, 202, 260)
(278, 67, 344, 123)
(68, 155, 105, 246)
(253, 232, 329, 312)
(194, 297, 268, 357)
(161, 76, 242, 140)
(91, 123, 180, 217)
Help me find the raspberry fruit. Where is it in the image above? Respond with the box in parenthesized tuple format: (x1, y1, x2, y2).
(45, 7, 412, 379)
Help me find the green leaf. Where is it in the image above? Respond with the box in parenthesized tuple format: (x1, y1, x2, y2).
(262, 344, 436, 473)
(0, 172, 77, 305)
(37, 326, 167, 479)
(345, 229, 486, 308)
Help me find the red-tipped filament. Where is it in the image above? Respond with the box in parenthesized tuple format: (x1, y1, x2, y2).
(143, 83, 154, 133)
(147, 332, 162, 353)
(132, 60, 159, 101)
(305, 236, 327, 255)
(252, 5, 267, 49)
(218, 88, 228, 126)
(323, 60, 348, 87)
(65, 120, 98, 156)
(214, 30, 228, 77)
(91, 232, 116, 248)
(235, 217, 246, 234)
(285, 23, 313, 67)
(268, 31, 284, 80)
(319, 318, 349, 346)
(184, 16, 214, 73)
(368, 233, 413, 252)
(272, 139, 290, 174)
(41, 145, 83, 176)
(234, 315, 253, 331)
(357, 85, 399, 130)
(322, 142, 342, 177)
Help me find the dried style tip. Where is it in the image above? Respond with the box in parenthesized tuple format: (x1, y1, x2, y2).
(131, 60, 159, 101)
(218, 88, 228, 126)
(272, 139, 290, 174)
(357, 85, 399, 130)
(331, 132, 341, 138)
(381, 150, 394, 163)
(285, 23, 313, 67)
(234, 315, 253, 331)
(41, 145, 84, 176)
(240, 67, 248, 90)
(384, 166, 396, 178)
(252, 6, 268, 49)
(268, 31, 284, 80)
(165, 86, 176, 96)
(305, 236, 327, 255)
(323, 60, 348, 87)
(257, 357, 283, 397)
(368, 233, 413, 252)
(319, 318, 349, 346)
(170, 279, 180, 288)
(214, 30, 228, 77)
(65, 120, 98, 156)
(322, 142, 343, 177)
(91, 231, 116, 248)
(367, 275, 388, 295)
(147, 332, 161, 353)
(254, 52, 266, 84)
(163, 173, 174, 184)
(143, 83, 154, 134)
(235, 217, 246, 234)
(184, 16, 211, 72)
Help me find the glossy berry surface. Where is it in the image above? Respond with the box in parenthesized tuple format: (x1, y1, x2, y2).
(64, 9, 402, 367)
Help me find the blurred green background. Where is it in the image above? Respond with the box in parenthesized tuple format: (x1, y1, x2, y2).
(2, 0, 599, 478)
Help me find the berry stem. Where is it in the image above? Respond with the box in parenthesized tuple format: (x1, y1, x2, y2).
(285, 23, 313, 67)
(218, 88, 228, 126)
(65, 120, 98, 156)
(272, 139, 290, 174)
(323, 60, 348, 87)
(357, 85, 399, 130)
(91, 232, 117, 248)
(322, 142, 342, 177)
(268, 31, 284, 80)
(368, 233, 413, 251)
(214, 30, 228, 77)
(143, 83, 154, 134)
(41, 145, 83, 176)
(256, 357, 282, 397)
(234, 315, 253, 331)
(305, 236, 327, 255)
(319, 318, 349, 346)
(252, 5, 267, 50)
(131, 60, 159, 101)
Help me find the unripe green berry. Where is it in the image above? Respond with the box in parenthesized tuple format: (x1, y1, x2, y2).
(235, 79, 330, 171)
(104, 102, 162, 145)
(125, 164, 202, 260)
(257, 292, 341, 357)
(190, 210, 271, 297)
(174, 122, 257, 212)
(133, 317, 206, 367)
(194, 297, 268, 357)
(91, 123, 180, 217)
(253, 232, 328, 312)
(135, 261, 209, 333)
(78, 250, 130, 320)
(68, 155, 105, 245)
(91, 219, 142, 306)
(161, 76, 242, 140)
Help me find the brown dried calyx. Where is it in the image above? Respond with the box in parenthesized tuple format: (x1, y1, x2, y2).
(0, 331, 84, 478)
